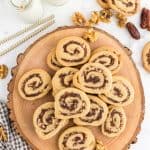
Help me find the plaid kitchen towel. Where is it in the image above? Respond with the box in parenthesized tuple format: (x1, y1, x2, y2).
(0, 101, 31, 150)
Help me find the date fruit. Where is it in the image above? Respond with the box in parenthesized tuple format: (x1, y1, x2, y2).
(148, 10, 150, 31)
(126, 22, 140, 40)
(140, 8, 149, 29)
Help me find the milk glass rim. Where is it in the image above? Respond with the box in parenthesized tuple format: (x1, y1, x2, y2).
(10, 0, 32, 10)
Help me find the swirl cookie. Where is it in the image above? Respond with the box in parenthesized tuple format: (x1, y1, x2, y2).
(47, 49, 62, 71)
(101, 106, 127, 137)
(56, 36, 91, 67)
(89, 46, 122, 74)
(74, 95, 108, 126)
(33, 102, 68, 140)
(54, 87, 90, 119)
(97, 0, 109, 9)
(73, 63, 112, 94)
(58, 126, 96, 150)
(52, 67, 78, 95)
(108, 0, 140, 16)
(142, 42, 150, 72)
(99, 76, 134, 106)
(18, 69, 52, 101)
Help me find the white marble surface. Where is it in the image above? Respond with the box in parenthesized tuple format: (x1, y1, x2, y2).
(0, 0, 150, 149)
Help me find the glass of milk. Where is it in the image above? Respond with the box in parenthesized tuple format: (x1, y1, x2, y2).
(47, 0, 69, 6)
(10, 0, 43, 23)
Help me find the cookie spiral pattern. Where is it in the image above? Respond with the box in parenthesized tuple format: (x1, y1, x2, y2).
(97, 0, 109, 8)
(101, 106, 127, 137)
(33, 102, 68, 140)
(52, 67, 78, 95)
(73, 63, 112, 94)
(142, 42, 150, 72)
(99, 76, 134, 106)
(58, 126, 96, 150)
(89, 47, 122, 74)
(108, 0, 139, 16)
(18, 69, 52, 101)
(74, 95, 108, 126)
(55, 88, 90, 119)
(56, 36, 91, 66)
(47, 49, 62, 71)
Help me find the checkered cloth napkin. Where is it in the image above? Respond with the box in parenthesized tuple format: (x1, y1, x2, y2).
(0, 101, 31, 150)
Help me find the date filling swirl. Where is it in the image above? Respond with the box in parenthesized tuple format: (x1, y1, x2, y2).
(102, 0, 107, 3)
(99, 76, 134, 106)
(58, 126, 96, 150)
(18, 69, 52, 101)
(109, 0, 139, 15)
(56, 36, 91, 66)
(89, 47, 122, 74)
(55, 88, 90, 119)
(33, 102, 68, 140)
(74, 95, 108, 126)
(76, 63, 112, 94)
(52, 67, 78, 95)
(101, 107, 127, 137)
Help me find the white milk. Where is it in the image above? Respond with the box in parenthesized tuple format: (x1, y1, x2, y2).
(10, 0, 43, 23)
(47, 0, 69, 6)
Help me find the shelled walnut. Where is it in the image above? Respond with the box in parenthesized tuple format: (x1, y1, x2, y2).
(116, 13, 127, 28)
(0, 126, 7, 142)
(96, 139, 107, 150)
(99, 9, 113, 23)
(0, 64, 8, 79)
(88, 11, 101, 26)
(82, 28, 99, 43)
(72, 12, 87, 26)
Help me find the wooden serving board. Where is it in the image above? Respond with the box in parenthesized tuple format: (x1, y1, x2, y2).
(7, 26, 144, 150)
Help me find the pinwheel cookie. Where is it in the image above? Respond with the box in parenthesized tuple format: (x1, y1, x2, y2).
(33, 102, 68, 140)
(52, 67, 78, 95)
(54, 87, 90, 119)
(89, 46, 122, 74)
(18, 69, 52, 101)
(99, 76, 134, 106)
(74, 95, 108, 126)
(101, 106, 127, 137)
(58, 126, 96, 150)
(108, 0, 140, 16)
(47, 49, 62, 71)
(97, 0, 109, 8)
(73, 63, 112, 94)
(142, 42, 150, 72)
(55, 36, 91, 67)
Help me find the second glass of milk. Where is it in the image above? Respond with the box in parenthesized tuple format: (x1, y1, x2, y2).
(47, 0, 69, 6)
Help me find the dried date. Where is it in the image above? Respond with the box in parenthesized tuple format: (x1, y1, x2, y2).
(126, 22, 140, 40)
(140, 8, 149, 29)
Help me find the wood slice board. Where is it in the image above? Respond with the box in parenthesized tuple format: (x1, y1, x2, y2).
(7, 26, 144, 150)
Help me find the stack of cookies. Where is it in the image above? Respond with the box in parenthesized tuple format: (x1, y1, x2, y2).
(97, 0, 140, 16)
(17, 36, 135, 150)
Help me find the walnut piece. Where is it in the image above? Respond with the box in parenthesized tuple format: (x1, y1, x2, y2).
(0, 64, 8, 79)
(99, 9, 113, 23)
(96, 140, 107, 150)
(116, 13, 127, 27)
(88, 11, 101, 26)
(72, 12, 87, 26)
(82, 28, 99, 43)
(0, 126, 7, 142)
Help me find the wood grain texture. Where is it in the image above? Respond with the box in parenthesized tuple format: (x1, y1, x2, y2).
(7, 26, 145, 150)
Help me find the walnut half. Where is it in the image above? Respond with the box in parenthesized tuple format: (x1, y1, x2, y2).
(82, 28, 99, 43)
(96, 139, 107, 150)
(72, 12, 87, 26)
